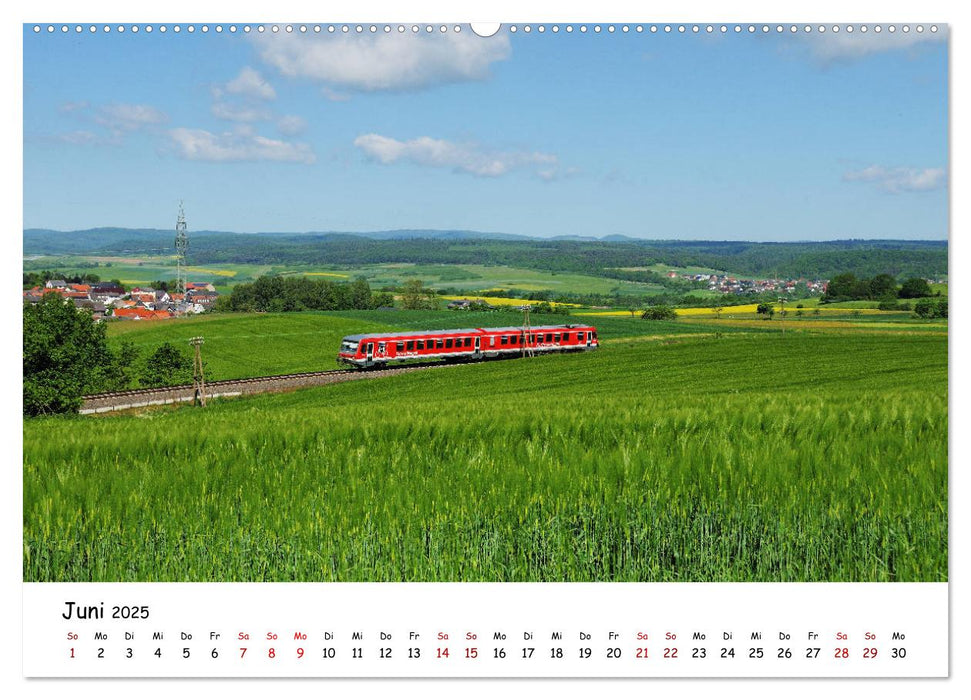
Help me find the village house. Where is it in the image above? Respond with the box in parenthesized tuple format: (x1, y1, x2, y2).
(23, 276, 220, 321)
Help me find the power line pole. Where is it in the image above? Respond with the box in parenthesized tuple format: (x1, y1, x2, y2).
(778, 296, 786, 335)
(175, 201, 188, 296)
(189, 336, 206, 406)
(522, 304, 535, 358)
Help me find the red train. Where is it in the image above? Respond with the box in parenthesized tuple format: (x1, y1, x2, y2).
(337, 324, 599, 369)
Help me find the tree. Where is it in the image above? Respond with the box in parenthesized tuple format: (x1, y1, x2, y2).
(823, 273, 859, 301)
(899, 277, 932, 299)
(937, 299, 948, 319)
(141, 342, 194, 387)
(23, 295, 114, 415)
(111, 340, 141, 391)
(641, 305, 677, 321)
(756, 302, 775, 317)
(713, 306, 723, 319)
(372, 291, 395, 308)
(868, 273, 898, 300)
(400, 279, 439, 310)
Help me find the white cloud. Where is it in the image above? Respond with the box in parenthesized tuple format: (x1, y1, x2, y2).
(211, 101, 273, 123)
(58, 101, 89, 113)
(843, 165, 946, 193)
(222, 67, 276, 100)
(94, 103, 168, 132)
(805, 27, 947, 62)
(255, 32, 511, 92)
(169, 125, 315, 164)
(277, 115, 308, 136)
(55, 130, 102, 145)
(353, 133, 560, 178)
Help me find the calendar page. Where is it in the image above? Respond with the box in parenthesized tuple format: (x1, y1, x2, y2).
(16, 0, 957, 693)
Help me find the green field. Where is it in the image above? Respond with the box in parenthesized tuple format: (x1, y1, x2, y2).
(25, 256, 674, 297)
(24, 315, 947, 582)
(104, 309, 749, 380)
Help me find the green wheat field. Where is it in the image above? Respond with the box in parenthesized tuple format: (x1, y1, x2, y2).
(23, 314, 947, 582)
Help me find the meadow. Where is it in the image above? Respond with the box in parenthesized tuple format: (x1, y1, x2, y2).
(24, 324, 947, 583)
(104, 309, 743, 380)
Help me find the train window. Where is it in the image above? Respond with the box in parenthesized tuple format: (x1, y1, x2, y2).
(378, 342, 386, 354)
(511, 335, 518, 345)
(554, 333, 561, 343)
(417, 340, 424, 350)
(396, 342, 404, 352)
(437, 339, 444, 349)
(407, 341, 414, 351)
(445, 338, 453, 349)
(464, 337, 471, 347)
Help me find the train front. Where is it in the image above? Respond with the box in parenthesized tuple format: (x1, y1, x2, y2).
(337, 336, 364, 367)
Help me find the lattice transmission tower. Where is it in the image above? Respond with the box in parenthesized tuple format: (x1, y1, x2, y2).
(175, 201, 188, 296)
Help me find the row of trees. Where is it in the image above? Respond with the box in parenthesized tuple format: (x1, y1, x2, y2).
(24, 295, 195, 416)
(221, 275, 393, 312)
(23, 271, 107, 287)
(823, 273, 935, 302)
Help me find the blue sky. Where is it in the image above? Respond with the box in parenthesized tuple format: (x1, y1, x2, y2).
(22, 24, 948, 240)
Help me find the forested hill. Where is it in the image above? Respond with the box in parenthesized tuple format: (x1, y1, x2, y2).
(24, 228, 948, 280)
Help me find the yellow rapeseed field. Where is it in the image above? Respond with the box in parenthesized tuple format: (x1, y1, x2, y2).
(442, 295, 580, 307)
(580, 304, 892, 317)
(185, 266, 237, 277)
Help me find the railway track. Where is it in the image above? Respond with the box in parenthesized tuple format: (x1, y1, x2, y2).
(79, 362, 449, 414)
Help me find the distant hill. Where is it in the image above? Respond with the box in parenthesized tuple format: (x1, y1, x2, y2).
(23, 228, 948, 280)
(22, 227, 531, 255)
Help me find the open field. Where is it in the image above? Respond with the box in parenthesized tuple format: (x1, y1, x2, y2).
(25, 256, 675, 297)
(104, 309, 742, 380)
(24, 318, 947, 582)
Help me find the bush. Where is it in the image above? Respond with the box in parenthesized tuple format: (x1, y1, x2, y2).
(141, 342, 194, 388)
(914, 299, 937, 318)
(641, 305, 678, 321)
